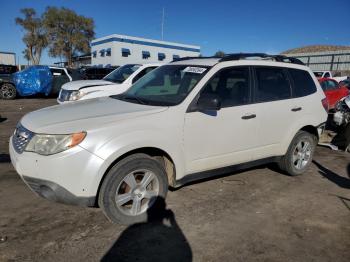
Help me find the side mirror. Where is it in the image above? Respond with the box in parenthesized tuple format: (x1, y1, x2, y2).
(197, 94, 221, 111)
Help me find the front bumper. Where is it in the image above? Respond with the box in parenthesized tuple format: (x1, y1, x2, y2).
(22, 176, 95, 206)
(9, 136, 105, 207)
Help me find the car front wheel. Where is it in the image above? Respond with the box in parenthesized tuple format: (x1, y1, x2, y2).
(278, 131, 317, 176)
(98, 154, 168, 224)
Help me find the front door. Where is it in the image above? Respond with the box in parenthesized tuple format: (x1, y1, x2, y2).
(183, 66, 259, 174)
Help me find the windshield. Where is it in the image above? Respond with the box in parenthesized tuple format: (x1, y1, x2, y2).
(112, 65, 209, 106)
(103, 64, 141, 83)
(313, 72, 323, 78)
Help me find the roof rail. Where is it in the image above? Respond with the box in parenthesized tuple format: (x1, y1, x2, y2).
(219, 53, 305, 65)
(172, 56, 219, 62)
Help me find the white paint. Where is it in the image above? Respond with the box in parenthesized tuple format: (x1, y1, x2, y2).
(10, 58, 327, 203)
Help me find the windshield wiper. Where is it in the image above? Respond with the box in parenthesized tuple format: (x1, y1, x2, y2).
(104, 79, 123, 84)
(122, 94, 148, 105)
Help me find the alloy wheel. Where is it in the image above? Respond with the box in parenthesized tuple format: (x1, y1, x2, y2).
(115, 169, 159, 216)
(292, 140, 312, 170)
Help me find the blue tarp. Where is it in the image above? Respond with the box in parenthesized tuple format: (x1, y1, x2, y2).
(13, 66, 52, 96)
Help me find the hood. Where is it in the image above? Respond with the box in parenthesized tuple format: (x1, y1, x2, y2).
(21, 97, 168, 133)
(62, 79, 116, 91)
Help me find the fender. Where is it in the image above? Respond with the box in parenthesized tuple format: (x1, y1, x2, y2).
(279, 113, 321, 155)
(90, 129, 186, 195)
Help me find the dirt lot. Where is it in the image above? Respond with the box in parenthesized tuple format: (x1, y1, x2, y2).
(0, 98, 349, 262)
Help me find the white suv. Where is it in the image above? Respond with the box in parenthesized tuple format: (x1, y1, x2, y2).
(57, 63, 160, 104)
(10, 53, 328, 224)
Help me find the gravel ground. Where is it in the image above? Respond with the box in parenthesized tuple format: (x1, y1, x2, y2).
(0, 98, 349, 262)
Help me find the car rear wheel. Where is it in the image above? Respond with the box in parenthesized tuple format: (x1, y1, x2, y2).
(98, 154, 168, 224)
(0, 83, 16, 100)
(278, 131, 317, 176)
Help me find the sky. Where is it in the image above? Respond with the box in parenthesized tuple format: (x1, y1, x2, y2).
(0, 0, 349, 65)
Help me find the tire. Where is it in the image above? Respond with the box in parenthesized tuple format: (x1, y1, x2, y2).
(98, 154, 168, 224)
(278, 131, 317, 176)
(0, 83, 16, 100)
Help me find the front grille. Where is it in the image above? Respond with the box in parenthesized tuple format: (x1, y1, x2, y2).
(58, 89, 71, 102)
(12, 124, 34, 154)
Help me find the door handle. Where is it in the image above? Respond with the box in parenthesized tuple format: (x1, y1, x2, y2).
(241, 114, 256, 120)
(291, 107, 302, 112)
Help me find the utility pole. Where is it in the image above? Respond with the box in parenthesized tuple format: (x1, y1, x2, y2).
(161, 7, 165, 40)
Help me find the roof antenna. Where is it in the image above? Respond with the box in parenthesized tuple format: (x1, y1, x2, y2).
(161, 7, 165, 40)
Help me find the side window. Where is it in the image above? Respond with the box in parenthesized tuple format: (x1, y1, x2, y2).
(50, 68, 64, 76)
(288, 68, 317, 97)
(321, 80, 338, 91)
(324, 72, 330, 78)
(132, 67, 157, 83)
(200, 67, 250, 107)
(320, 81, 327, 91)
(326, 80, 338, 90)
(254, 67, 291, 102)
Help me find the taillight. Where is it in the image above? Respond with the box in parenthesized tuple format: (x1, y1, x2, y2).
(321, 98, 329, 112)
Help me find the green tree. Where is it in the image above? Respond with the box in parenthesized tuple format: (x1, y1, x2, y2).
(15, 8, 47, 65)
(214, 50, 225, 58)
(43, 7, 95, 67)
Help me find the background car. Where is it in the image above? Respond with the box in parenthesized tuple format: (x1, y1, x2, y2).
(9, 66, 83, 99)
(318, 78, 349, 110)
(339, 79, 350, 89)
(0, 64, 18, 100)
(58, 63, 160, 104)
(313, 71, 348, 82)
(79, 67, 116, 80)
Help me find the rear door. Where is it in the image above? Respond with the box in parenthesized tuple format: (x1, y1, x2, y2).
(252, 66, 297, 159)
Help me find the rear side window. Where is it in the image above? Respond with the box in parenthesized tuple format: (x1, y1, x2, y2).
(254, 67, 291, 102)
(289, 69, 317, 97)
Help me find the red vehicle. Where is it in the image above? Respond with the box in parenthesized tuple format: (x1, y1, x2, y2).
(318, 78, 349, 110)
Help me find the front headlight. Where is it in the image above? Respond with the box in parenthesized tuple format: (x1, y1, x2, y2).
(25, 132, 86, 155)
(68, 90, 85, 101)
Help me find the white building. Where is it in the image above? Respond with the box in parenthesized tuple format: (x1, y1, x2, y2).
(0, 51, 16, 65)
(91, 34, 200, 67)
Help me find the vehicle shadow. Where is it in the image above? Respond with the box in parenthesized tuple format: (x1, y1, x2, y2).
(101, 197, 192, 262)
(313, 160, 350, 189)
(0, 154, 10, 163)
(0, 116, 7, 123)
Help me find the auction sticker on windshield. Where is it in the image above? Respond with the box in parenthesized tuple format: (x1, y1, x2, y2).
(183, 67, 207, 74)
